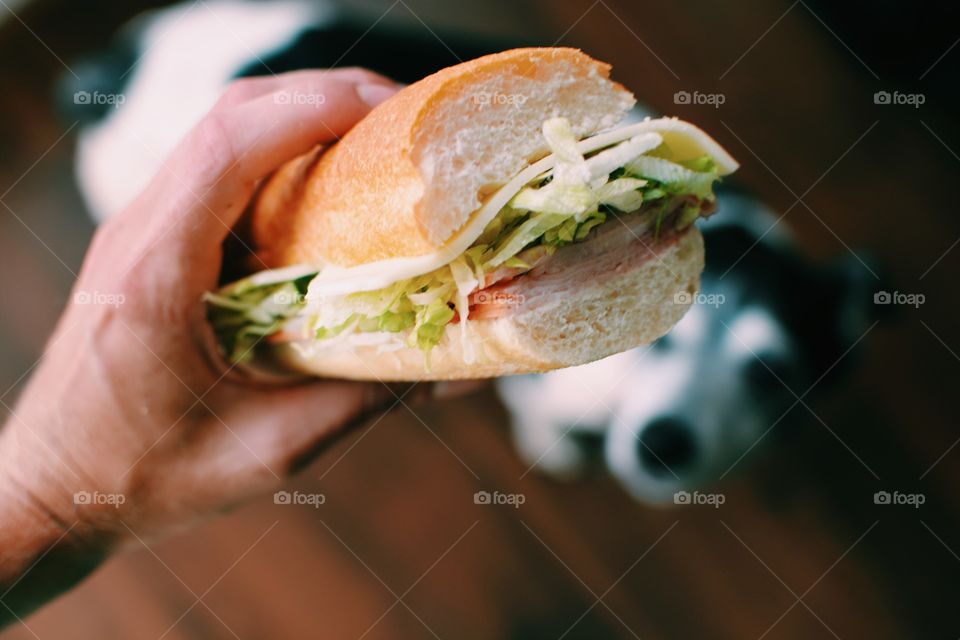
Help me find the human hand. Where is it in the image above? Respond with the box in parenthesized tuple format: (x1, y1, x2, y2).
(0, 69, 420, 583)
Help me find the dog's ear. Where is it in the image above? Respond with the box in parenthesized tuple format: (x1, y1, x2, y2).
(832, 251, 890, 335)
(798, 252, 882, 387)
(54, 27, 140, 125)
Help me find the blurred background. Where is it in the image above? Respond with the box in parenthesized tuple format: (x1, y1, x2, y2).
(1, 0, 959, 638)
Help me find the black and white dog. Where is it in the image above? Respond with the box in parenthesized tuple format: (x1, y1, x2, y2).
(61, 1, 875, 504)
(499, 191, 874, 503)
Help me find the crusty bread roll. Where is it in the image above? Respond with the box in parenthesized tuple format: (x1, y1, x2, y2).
(240, 48, 736, 381)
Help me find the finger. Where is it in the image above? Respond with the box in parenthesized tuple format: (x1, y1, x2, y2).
(225, 381, 399, 477)
(212, 68, 400, 111)
(147, 77, 399, 252)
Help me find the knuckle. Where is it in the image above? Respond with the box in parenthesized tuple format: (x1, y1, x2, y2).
(181, 112, 237, 185)
(190, 112, 232, 156)
(112, 270, 191, 326)
(73, 223, 140, 310)
(83, 220, 121, 267)
(80, 259, 185, 329)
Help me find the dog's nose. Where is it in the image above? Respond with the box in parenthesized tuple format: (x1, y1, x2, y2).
(636, 417, 698, 477)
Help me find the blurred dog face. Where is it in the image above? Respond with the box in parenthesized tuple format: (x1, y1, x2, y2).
(500, 289, 802, 503)
(605, 294, 801, 502)
(499, 192, 873, 503)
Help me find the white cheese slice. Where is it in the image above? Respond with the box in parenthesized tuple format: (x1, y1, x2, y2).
(303, 117, 738, 299)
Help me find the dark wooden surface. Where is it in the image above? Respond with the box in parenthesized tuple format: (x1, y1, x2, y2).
(1, 0, 958, 638)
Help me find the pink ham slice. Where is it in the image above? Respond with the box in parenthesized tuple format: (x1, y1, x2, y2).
(480, 245, 555, 289)
(466, 196, 714, 319)
(466, 209, 685, 320)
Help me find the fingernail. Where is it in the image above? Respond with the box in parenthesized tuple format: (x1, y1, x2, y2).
(356, 83, 398, 108)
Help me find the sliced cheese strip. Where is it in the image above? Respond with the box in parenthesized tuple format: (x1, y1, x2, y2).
(245, 264, 318, 287)
(306, 117, 737, 299)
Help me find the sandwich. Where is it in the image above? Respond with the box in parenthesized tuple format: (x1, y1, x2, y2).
(205, 48, 738, 381)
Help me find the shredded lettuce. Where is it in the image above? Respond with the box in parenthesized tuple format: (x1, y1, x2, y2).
(207, 118, 725, 365)
(205, 273, 315, 363)
(625, 155, 719, 200)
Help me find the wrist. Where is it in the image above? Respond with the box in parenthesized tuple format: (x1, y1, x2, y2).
(0, 430, 112, 626)
(0, 404, 127, 544)
(0, 433, 121, 547)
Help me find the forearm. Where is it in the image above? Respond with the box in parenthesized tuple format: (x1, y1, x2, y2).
(0, 430, 108, 629)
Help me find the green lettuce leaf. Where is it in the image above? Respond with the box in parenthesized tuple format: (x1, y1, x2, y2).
(205, 272, 315, 362)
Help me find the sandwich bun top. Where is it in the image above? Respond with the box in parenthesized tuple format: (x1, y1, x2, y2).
(251, 48, 635, 269)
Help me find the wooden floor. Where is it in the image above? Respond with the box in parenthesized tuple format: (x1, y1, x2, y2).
(1, 0, 958, 638)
